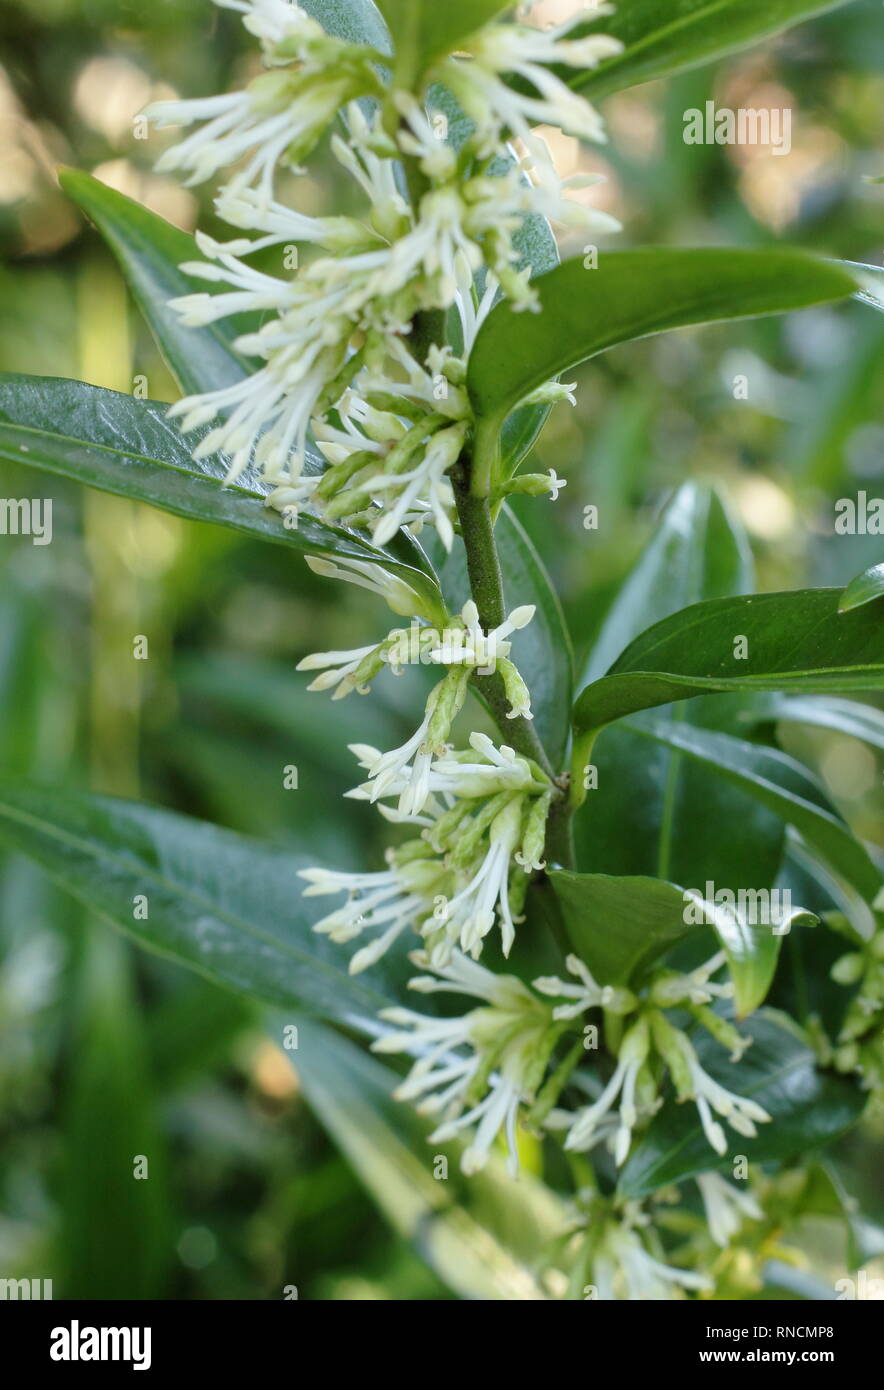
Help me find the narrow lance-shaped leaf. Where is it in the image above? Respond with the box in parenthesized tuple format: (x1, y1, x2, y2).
(573, 588, 884, 750)
(0, 782, 408, 1031)
(562, 0, 852, 102)
(574, 484, 786, 891)
(621, 714, 883, 931)
(59, 168, 260, 402)
(468, 250, 857, 478)
(618, 1010, 866, 1198)
(0, 374, 446, 623)
(740, 693, 884, 752)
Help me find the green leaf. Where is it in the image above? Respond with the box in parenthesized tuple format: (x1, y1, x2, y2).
(566, 0, 852, 102)
(840, 562, 884, 613)
(573, 588, 884, 739)
(375, 0, 507, 78)
(59, 168, 258, 401)
(840, 260, 884, 312)
(468, 250, 857, 471)
(61, 931, 172, 1298)
(0, 374, 445, 622)
(619, 1010, 866, 1198)
(741, 694, 884, 752)
(579, 483, 753, 688)
(0, 782, 406, 1031)
(289, 1019, 561, 1299)
(300, 0, 391, 51)
(622, 715, 883, 917)
(434, 504, 573, 764)
(575, 485, 787, 890)
(548, 869, 804, 1015)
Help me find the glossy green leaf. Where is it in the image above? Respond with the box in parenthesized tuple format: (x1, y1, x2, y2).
(566, 0, 852, 102)
(840, 562, 884, 613)
(741, 693, 884, 752)
(573, 588, 884, 741)
(289, 1019, 560, 1299)
(0, 782, 406, 1031)
(468, 251, 857, 468)
(59, 168, 258, 401)
(0, 374, 445, 621)
(575, 485, 787, 890)
(619, 1010, 866, 1197)
(578, 483, 753, 688)
(623, 714, 883, 915)
(548, 869, 806, 1015)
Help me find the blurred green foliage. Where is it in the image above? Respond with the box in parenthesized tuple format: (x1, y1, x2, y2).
(0, 0, 881, 1297)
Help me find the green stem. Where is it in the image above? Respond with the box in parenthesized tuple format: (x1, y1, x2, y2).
(453, 468, 576, 871)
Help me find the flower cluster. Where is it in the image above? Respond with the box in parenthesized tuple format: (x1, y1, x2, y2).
(301, 731, 552, 970)
(147, 0, 619, 544)
(539, 952, 770, 1162)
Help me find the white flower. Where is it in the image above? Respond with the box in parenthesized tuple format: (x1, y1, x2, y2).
(144, 2, 380, 201)
(426, 600, 535, 675)
(299, 852, 446, 975)
(534, 953, 636, 1020)
(304, 554, 437, 621)
(368, 422, 466, 551)
(683, 1048, 772, 1156)
(436, 17, 624, 154)
(650, 951, 735, 1008)
(373, 951, 563, 1174)
(296, 641, 384, 699)
(599, 1222, 713, 1301)
(696, 1172, 763, 1248)
(437, 796, 526, 958)
(564, 1018, 652, 1165)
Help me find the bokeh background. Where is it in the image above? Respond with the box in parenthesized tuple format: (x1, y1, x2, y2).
(0, 0, 882, 1298)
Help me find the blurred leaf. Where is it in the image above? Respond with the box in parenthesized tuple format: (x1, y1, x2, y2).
(60, 931, 172, 1298)
(840, 562, 884, 612)
(0, 783, 405, 1030)
(619, 1010, 866, 1197)
(568, 0, 852, 101)
(468, 251, 857, 468)
(59, 169, 261, 402)
(741, 693, 884, 751)
(548, 869, 802, 1014)
(290, 1018, 561, 1299)
(840, 259, 884, 312)
(0, 374, 445, 621)
(573, 588, 884, 737)
(621, 715, 883, 917)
